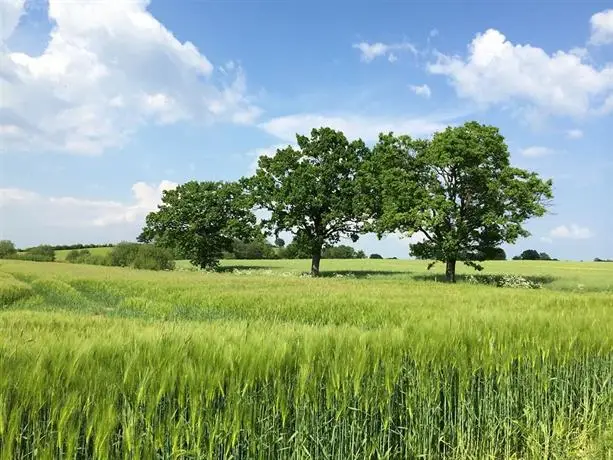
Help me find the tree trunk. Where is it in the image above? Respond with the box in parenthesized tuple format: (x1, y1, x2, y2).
(445, 259, 457, 283)
(311, 244, 322, 277)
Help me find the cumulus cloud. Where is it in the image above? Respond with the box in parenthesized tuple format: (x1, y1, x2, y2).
(566, 129, 584, 139)
(245, 143, 297, 174)
(549, 224, 594, 240)
(409, 84, 432, 98)
(520, 146, 556, 157)
(590, 9, 613, 45)
(0, 180, 177, 246)
(353, 41, 417, 63)
(428, 28, 613, 119)
(0, 0, 260, 155)
(259, 113, 451, 143)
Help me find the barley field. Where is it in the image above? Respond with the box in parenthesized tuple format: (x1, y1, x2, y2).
(1, 259, 612, 458)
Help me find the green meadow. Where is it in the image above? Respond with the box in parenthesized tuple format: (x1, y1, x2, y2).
(1, 259, 612, 458)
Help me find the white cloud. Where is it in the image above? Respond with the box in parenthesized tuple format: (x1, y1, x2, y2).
(520, 146, 555, 157)
(549, 224, 594, 240)
(353, 41, 417, 63)
(245, 143, 296, 174)
(428, 28, 613, 119)
(409, 84, 432, 98)
(0, 0, 260, 155)
(590, 9, 613, 45)
(0, 180, 177, 246)
(566, 129, 584, 139)
(0, 0, 25, 41)
(429, 29, 439, 38)
(259, 113, 451, 143)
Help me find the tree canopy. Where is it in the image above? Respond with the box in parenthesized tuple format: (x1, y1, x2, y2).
(371, 121, 552, 282)
(139, 181, 256, 270)
(247, 127, 373, 276)
(134, 122, 553, 278)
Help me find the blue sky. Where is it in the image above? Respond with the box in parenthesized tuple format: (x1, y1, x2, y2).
(1, 0, 612, 260)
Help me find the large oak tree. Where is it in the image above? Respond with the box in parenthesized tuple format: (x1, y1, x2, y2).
(372, 121, 553, 282)
(247, 127, 373, 276)
(138, 181, 256, 270)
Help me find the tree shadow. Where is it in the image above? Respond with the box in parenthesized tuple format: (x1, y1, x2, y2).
(319, 270, 413, 279)
(216, 265, 278, 273)
(413, 273, 558, 286)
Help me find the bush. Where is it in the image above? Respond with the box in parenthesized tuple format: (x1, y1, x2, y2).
(106, 243, 174, 271)
(7, 245, 56, 262)
(322, 245, 359, 259)
(132, 245, 175, 271)
(229, 238, 277, 260)
(369, 254, 383, 259)
(65, 249, 111, 266)
(66, 249, 91, 263)
(109, 243, 141, 267)
(0, 240, 17, 259)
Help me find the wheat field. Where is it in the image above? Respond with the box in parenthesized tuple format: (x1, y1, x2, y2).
(1, 259, 612, 458)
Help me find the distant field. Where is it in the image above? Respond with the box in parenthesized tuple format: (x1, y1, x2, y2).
(176, 258, 613, 292)
(1, 259, 612, 458)
(54, 246, 113, 260)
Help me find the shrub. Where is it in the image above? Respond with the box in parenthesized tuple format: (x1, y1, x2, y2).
(7, 245, 56, 262)
(65, 249, 111, 266)
(109, 242, 141, 267)
(0, 240, 17, 259)
(132, 245, 175, 271)
(369, 253, 383, 259)
(66, 249, 92, 263)
(322, 245, 359, 259)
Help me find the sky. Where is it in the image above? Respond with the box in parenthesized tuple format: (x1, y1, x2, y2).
(1, 0, 612, 260)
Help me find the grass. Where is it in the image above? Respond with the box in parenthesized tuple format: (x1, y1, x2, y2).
(54, 246, 113, 261)
(1, 259, 612, 458)
(179, 258, 613, 292)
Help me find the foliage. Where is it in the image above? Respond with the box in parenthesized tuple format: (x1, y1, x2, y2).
(247, 127, 373, 275)
(132, 245, 175, 270)
(0, 240, 17, 259)
(66, 249, 93, 263)
(62, 243, 174, 270)
(278, 238, 312, 259)
(227, 234, 277, 260)
(274, 237, 286, 248)
(31, 243, 114, 251)
(517, 249, 541, 260)
(513, 249, 554, 261)
(369, 253, 383, 259)
(322, 245, 361, 259)
(7, 245, 56, 262)
(372, 121, 553, 282)
(139, 181, 256, 270)
(109, 242, 141, 267)
(483, 247, 506, 260)
(0, 260, 612, 457)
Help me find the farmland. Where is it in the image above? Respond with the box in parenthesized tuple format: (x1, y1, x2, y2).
(1, 258, 612, 458)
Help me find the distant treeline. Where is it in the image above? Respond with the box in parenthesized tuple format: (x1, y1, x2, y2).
(222, 236, 367, 260)
(512, 249, 557, 261)
(23, 243, 115, 251)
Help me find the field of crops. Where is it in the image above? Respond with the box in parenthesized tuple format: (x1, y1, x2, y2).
(1, 259, 612, 458)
